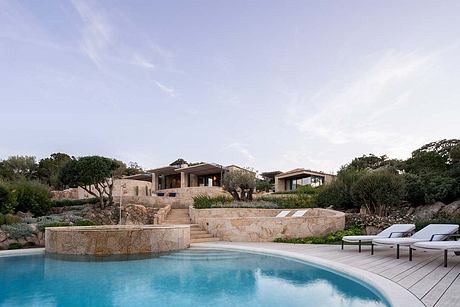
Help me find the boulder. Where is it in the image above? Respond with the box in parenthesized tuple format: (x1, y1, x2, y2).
(440, 200, 460, 216)
(0, 231, 7, 243)
(122, 204, 149, 225)
(414, 202, 445, 219)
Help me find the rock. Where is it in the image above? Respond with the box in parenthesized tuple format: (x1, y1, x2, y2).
(122, 204, 148, 225)
(405, 207, 415, 216)
(440, 200, 460, 216)
(0, 231, 7, 242)
(16, 211, 33, 219)
(365, 226, 381, 235)
(414, 202, 445, 219)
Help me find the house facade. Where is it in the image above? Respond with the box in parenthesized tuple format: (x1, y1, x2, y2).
(274, 168, 335, 192)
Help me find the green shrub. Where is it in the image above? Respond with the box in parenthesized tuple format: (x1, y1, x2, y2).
(206, 201, 279, 209)
(274, 227, 364, 244)
(0, 182, 16, 214)
(10, 181, 51, 217)
(37, 222, 71, 232)
(193, 194, 233, 209)
(8, 242, 23, 250)
(414, 213, 460, 231)
(351, 170, 405, 216)
(1, 223, 33, 239)
(403, 173, 426, 205)
(74, 219, 97, 226)
(259, 194, 315, 208)
(1, 213, 21, 225)
(51, 198, 98, 207)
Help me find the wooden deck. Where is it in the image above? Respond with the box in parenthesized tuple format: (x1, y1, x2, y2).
(198, 242, 460, 307)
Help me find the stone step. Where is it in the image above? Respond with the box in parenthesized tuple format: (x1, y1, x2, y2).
(191, 237, 220, 243)
(165, 219, 190, 224)
(190, 233, 214, 240)
(191, 230, 208, 235)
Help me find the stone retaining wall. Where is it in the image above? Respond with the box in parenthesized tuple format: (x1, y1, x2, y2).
(189, 207, 345, 242)
(45, 225, 190, 255)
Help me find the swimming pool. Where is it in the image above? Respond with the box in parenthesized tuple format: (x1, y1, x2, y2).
(0, 248, 389, 307)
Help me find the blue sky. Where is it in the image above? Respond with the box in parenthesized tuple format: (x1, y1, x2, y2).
(1, 0, 459, 173)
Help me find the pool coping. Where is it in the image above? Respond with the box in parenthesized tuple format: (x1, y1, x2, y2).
(0, 248, 44, 257)
(194, 242, 424, 307)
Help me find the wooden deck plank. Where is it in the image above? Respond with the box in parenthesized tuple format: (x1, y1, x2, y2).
(434, 274, 460, 307)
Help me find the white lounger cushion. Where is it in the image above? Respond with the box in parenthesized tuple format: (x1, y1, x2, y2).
(412, 241, 460, 251)
(342, 235, 380, 243)
(373, 237, 426, 246)
(373, 224, 459, 246)
(275, 210, 291, 218)
(377, 224, 416, 238)
(291, 210, 308, 217)
(342, 224, 415, 243)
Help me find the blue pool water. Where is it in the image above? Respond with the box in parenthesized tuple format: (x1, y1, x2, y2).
(0, 248, 389, 307)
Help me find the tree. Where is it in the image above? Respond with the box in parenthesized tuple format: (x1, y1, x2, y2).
(169, 158, 187, 166)
(352, 170, 405, 216)
(124, 162, 143, 176)
(315, 168, 366, 209)
(412, 139, 460, 162)
(222, 169, 256, 201)
(0, 156, 38, 181)
(37, 153, 72, 189)
(60, 156, 121, 208)
(255, 179, 272, 192)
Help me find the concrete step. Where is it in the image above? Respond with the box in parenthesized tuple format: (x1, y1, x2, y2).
(191, 237, 220, 243)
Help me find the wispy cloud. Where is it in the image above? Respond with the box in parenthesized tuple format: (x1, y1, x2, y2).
(284, 50, 436, 158)
(222, 142, 255, 161)
(71, 0, 112, 67)
(154, 80, 176, 98)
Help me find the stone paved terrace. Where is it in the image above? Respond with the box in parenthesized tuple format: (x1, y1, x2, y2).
(195, 241, 460, 307)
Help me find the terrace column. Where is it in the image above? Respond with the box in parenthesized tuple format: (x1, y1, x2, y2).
(180, 172, 187, 188)
(274, 177, 284, 192)
(151, 173, 158, 192)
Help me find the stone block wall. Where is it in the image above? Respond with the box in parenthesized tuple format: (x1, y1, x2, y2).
(189, 207, 345, 242)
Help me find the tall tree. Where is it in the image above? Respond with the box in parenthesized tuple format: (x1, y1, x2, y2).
(60, 156, 122, 208)
(0, 156, 38, 181)
(37, 153, 72, 189)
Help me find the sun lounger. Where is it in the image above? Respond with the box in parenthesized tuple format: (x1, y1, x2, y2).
(411, 238, 460, 267)
(291, 210, 308, 217)
(341, 224, 415, 253)
(372, 224, 459, 259)
(275, 210, 291, 218)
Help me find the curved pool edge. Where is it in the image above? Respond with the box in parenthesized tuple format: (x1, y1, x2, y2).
(0, 248, 45, 258)
(193, 242, 424, 307)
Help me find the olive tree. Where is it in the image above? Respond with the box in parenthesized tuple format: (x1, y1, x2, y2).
(60, 156, 122, 208)
(222, 169, 256, 202)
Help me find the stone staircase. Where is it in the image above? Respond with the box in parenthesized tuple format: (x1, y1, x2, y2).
(163, 209, 219, 243)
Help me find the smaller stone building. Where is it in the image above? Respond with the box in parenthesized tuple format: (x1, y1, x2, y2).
(274, 168, 335, 192)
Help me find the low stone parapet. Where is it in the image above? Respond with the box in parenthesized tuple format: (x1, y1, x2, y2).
(45, 225, 190, 256)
